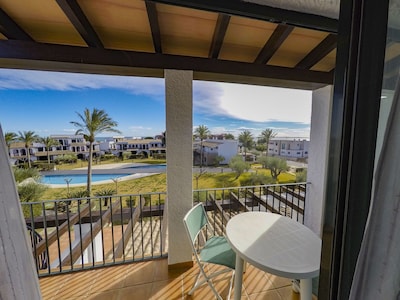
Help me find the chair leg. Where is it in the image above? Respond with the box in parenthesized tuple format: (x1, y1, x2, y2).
(188, 266, 233, 300)
(188, 271, 202, 295)
(227, 270, 235, 300)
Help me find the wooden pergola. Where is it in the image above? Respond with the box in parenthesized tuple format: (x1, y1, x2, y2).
(0, 0, 336, 89)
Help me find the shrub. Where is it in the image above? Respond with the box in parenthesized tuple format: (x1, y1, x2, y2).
(239, 173, 275, 186)
(229, 155, 250, 179)
(258, 156, 288, 180)
(214, 173, 237, 188)
(13, 167, 41, 183)
(32, 161, 55, 171)
(18, 182, 47, 202)
(101, 154, 116, 161)
(95, 188, 116, 206)
(153, 153, 166, 159)
(296, 169, 308, 182)
(54, 154, 78, 164)
(69, 190, 89, 198)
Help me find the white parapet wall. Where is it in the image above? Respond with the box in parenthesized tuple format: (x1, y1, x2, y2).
(305, 85, 333, 236)
(0, 126, 42, 300)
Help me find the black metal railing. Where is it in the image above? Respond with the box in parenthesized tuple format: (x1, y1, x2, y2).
(22, 182, 307, 277)
(194, 182, 307, 236)
(22, 192, 167, 277)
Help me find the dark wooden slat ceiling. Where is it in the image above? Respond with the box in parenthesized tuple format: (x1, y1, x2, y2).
(151, 0, 338, 32)
(0, 0, 341, 89)
(145, 1, 162, 53)
(0, 7, 32, 41)
(56, 0, 103, 48)
(208, 14, 230, 59)
(254, 24, 294, 64)
(296, 34, 337, 70)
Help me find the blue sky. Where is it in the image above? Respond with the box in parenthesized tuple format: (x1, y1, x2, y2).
(0, 69, 312, 139)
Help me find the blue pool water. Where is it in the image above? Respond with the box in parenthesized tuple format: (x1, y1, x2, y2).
(41, 174, 131, 185)
(127, 164, 166, 169)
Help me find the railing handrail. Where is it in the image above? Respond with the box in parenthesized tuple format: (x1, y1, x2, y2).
(21, 182, 308, 277)
(193, 182, 308, 193)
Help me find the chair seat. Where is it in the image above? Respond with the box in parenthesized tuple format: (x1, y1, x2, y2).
(200, 236, 236, 269)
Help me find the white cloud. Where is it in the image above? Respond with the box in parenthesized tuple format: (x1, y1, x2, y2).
(193, 81, 227, 114)
(218, 82, 311, 124)
(0, 69, 164, 97)
(1, 70, 312, 138)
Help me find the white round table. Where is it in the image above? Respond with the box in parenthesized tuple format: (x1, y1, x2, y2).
(226, 212, 321, 300)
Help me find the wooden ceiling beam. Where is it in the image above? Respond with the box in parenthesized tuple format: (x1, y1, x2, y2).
(0, 8, 33, 41)
(151, 0, 338, 33)
(209, 14, 230, 58)
(254, 24, 293, 64)
(0, 40, 334, 85)
(296, 34, 337, 69)
(145, 1, 162, 53)
(56, 0, 103, 48)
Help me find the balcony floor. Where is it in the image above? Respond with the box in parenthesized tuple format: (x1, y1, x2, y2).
(39, 258, 317, 299)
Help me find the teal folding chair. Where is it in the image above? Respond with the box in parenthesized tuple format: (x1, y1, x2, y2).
(183, 203, 236, 299)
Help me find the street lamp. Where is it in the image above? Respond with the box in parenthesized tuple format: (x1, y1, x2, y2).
(111, 177, 121, 194)
(64, 178, 72, 196)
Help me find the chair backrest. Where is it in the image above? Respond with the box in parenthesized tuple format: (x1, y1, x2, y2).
(183, 203, 209, 244)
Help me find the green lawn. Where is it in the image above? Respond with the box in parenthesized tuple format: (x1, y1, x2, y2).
(40, 165, 296, 201)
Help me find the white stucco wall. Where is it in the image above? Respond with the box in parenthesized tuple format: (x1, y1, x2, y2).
(165, 70, 193, 265)
(216, 140, 238, 164)
(0, 127, 42, 300)
(305, 85, 333, 236)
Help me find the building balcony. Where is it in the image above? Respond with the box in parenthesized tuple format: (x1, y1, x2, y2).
(39, 257, 308, 299)
(24, 183, 315, 299)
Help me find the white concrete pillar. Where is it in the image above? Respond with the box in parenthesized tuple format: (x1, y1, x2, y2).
(0, 126, 42, 300)
(165, 70, 193, 265)
(305, 85, 333, 236)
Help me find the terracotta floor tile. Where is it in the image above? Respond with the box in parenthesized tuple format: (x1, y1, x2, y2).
(56, 270, 97, 299)
(248, 289, 282, 300)
(117, 282, 152, 300)
(123, 261, 155, 287)
(39, 274, 71, 299)
(277, 286, 300, 300)
(150, 278, 183, 300)
(89, 265, 127, 293)
(39, 258, 311, 300)
(268, 274, 292, 289)
(87, 289, 119, 300)
(243, 266, 274, 295)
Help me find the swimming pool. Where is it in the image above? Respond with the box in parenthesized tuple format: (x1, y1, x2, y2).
(41, 173, 131, 185)
(126, 164, 166, 169)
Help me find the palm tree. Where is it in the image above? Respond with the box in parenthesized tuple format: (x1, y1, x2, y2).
(39, 136, 60, 166)
(70, 108, 121, 196)
(238, 130, 254, 160)
(18, 131, 38, 168)
(260, 128, 277, 156)
(5, 131, 17, 156)
(224, 133, 235, 140)
(194, 125, 210, 168)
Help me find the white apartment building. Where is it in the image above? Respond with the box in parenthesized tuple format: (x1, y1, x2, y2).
(268, 138, 309, 158)
(8, 134, 100, 163)
(115, 138, 165, 158)
(193, 138, 238, 165)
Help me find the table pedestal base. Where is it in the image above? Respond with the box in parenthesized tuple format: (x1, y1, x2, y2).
(233, 255, 244, 300)
(300, 278, 312, 299)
